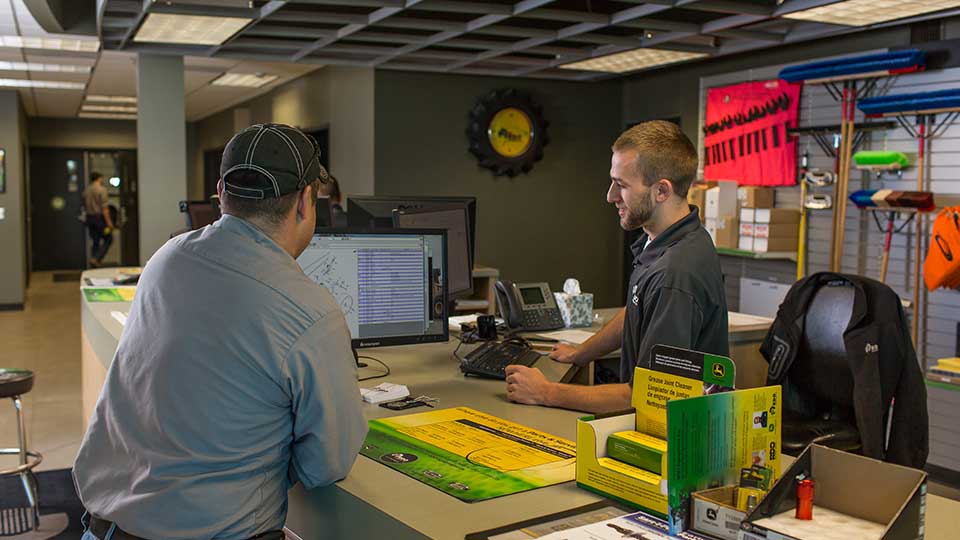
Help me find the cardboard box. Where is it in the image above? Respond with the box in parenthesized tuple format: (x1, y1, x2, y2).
(688, 182, 717, 222)
(739, 444, 927, 540)
(578, 411, 669, 517)
(707, 216, 739, 249)
(739, 222, 755, 237)
(740, 208, 756, 224)
(706, 182, 738, 219)
(738, 236, 754, 251)
(693, 486, 748, 540)
(738, 187, 775, 209)
(753, 237, 798, 253)
(753, 223, 799, 239)
(753, 208, 800, 224)
(607, 430, 668, 475)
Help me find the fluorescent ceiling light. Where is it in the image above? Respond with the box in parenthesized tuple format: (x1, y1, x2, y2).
(0, 78, 84, 89)
(134, 13, 251, 45)
(210, 72, 278, 88)
(79, 113, 137, 120)
(559, 48, 708, 73)
(86, 95, 138, 104)
(0, 35, 100, 52)
(783, 0, 960, 27)
(82, 104, 138, 113)
(0, 61, 91, 73)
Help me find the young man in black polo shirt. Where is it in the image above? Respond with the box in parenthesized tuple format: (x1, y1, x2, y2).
(505, 121, 728, 413)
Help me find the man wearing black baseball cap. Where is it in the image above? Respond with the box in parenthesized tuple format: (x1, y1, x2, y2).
(75, 124, 367, 540)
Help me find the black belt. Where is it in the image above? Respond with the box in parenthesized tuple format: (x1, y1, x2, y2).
(88, 517, 285, 540)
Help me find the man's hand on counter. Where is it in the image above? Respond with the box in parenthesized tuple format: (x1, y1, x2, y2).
(549, 343, 583, 365)
(505, 365, 554, 406)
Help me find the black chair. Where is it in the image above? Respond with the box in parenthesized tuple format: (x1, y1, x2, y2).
(780, 279, 863, 456)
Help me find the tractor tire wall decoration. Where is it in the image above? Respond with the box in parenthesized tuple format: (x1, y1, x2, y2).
(467, 88, 549, 177)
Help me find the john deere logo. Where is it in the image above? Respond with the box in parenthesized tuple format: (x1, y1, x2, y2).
(712, 363, 725, 378)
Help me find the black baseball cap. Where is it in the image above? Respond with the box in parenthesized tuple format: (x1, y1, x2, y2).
(220, 123, 329, 199)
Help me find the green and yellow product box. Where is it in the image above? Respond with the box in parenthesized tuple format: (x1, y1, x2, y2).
(597, 457, 663, 484)
(633, 345, 735, 438)
(575, 345, 781, 536)
(606, 430, 667, 476)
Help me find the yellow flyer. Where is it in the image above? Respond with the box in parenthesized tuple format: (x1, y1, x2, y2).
(361, 407, 575, 501)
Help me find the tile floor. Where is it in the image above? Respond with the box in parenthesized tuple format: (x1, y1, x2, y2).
(1, 270, 959, 507)
(0, 272, 84, 474)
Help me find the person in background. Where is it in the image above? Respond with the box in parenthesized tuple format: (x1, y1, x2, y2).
(74, 124, 367, 540)
(504, 121, 729, 413)
(83, 172, 114, 267)
(318, 173, 348, 227)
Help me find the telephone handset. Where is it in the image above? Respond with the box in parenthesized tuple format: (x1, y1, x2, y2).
(494, 280, 565, 331)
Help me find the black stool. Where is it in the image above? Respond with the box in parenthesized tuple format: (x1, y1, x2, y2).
(0, 369, 42, 535)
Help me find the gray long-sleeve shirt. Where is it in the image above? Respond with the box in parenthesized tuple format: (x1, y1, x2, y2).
(74, 214, 368, 540)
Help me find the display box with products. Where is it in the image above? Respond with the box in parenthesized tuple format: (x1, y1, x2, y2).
(576, 346, 781, 535)
(706, 182, 738, 220)
(739, 445, 927, 540)
(707, 216, 739, 249)
(738, 187, 775, 209)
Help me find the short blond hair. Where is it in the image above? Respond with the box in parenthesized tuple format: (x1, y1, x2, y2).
(612, 120, 698, 197)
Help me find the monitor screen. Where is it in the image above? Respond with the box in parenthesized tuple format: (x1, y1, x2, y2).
(315, 196, 334, 229)
(183, 201, 220, 230)
(297, 229, 449, 348)
(346, 196, 477, 263)
(393, 204, 473, 298)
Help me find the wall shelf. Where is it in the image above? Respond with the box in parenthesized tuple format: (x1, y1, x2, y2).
(717, 247, 798, 262)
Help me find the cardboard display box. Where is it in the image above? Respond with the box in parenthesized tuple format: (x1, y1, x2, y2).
(693, 486, 748, 540)
(738, 236, 754, 251)
(706, 182, 738, 220)
(738, 187, 775, 209)
(738, 445, 927, 540)
(707, 216, 739, 249)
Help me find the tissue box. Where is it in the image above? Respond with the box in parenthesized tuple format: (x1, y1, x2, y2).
(553, 292, 593, 328)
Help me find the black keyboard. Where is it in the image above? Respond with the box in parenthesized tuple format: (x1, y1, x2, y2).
(461, 340, 541, 379)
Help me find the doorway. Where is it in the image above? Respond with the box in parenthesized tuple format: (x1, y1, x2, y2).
(29, 148, 139, 270)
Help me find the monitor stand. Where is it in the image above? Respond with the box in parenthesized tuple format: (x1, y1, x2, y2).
(353, 348, 367, 368)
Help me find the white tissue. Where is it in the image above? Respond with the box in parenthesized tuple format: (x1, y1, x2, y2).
(563, 278, 581, 295)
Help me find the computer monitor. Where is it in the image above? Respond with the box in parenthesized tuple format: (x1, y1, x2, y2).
(393, 204, 473, 298)
(296, 228, 449, 348)
(179, 199, 220, 230)
(346, 196, 477, 263)
(315, 196, 334, 229)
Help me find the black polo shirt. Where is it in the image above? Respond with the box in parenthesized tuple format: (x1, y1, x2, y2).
(620, 206, 729, 383)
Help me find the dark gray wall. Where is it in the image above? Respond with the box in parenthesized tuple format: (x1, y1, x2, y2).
(0, 91, 27, 306)
(27, 117, 137, 149)
(374, 71, 624, 308)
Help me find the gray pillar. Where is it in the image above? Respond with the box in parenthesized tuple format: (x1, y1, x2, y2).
(136, 54, 187, 263)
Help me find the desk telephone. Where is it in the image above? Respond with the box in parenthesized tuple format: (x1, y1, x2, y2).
(494, 280, 564, 332)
